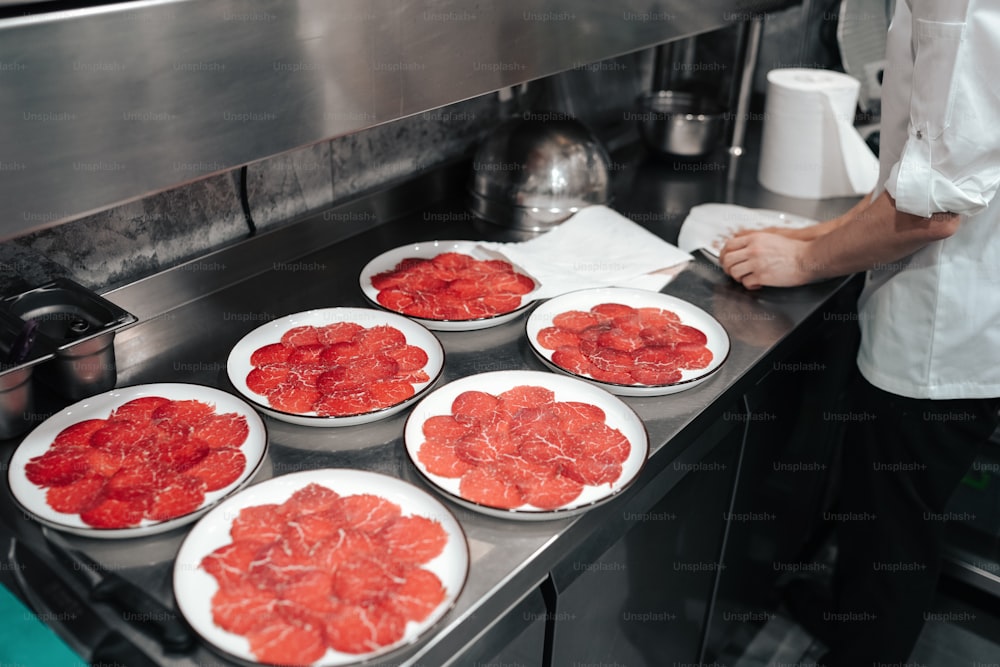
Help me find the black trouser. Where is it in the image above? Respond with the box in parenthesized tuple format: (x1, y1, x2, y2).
(824, 373, 1000, 667)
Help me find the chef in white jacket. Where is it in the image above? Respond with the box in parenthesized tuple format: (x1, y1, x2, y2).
(721, 0, 1000, 665)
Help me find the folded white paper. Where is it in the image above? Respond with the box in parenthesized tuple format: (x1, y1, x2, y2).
(478, 205, 693, 299)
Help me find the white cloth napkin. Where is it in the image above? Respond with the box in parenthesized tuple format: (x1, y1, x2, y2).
(478, 205, 693, 300)
(677, 203, 817, 265)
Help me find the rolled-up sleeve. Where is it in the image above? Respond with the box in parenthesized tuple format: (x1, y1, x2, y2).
(885, 4, 1000, 217)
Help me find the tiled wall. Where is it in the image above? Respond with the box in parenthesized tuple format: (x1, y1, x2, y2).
(2, 2, 826, 299)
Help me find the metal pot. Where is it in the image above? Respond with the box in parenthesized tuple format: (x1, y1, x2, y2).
(637, 90, 726, 157)
(468, 116, 612, 232)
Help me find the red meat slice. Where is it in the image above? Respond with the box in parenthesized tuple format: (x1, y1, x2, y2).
(247, 618, 327, 666)
(562, 458, 622, 487)
(497, 385, 556, 417)
(518, 427, 581, 470)
(246, 364, 291, 395)
(286, 343, 326, 366)
(383, 344, 429, 372)
(330, 558, 401, 604)
(451, 390, 500, 426)
(317, 321, 363, 345)
(443, 277, 488, 299)
(312, 529, 379, 572)
(190, 413, 249, 449)
(418, 437, 473, 478)
(492, 272, 536, 295)
(109, 397, 170, 424)
(587, 366, 635, 385)
(51, 419, 109, 448)
(591, 303, 636, 321)
(202, 540, 264, 590)
(677, 344, 713, 369)
(283, 483, 340, 516)
(455, 427, 516, 466)
(430, 251, 473, 271)
(552, 401, 606, 432)
(318, 341, 364, 365)
(335, 494, 402, 533)
(392, 567, 446, 623)
(280, 325, 321, 348)
(357, 325, 407, 350)
(577, 423, 631, 464)
(551, 347, 594, 376)
(637, 306, 681, 326)
(24, 446, 91, 487)
(479, 294, 522, 315)
(521, 473, 584, 510)
(86, 447, 126, 477)
(631, 366, 683, 385)
(246, 541, 316, 592)
(104, 463, 160, 502)
(313, 390, 374, 417)
(421, 415, 469, 441)
(211, 582, 280, 635)
(459, 466, 524, 509)
(376, 288, 417, 314)
(378, 515, 448, 565)
(536, 326, 580, 350)
(89, 421, 147, 457)
(267, 385, 321, 414)
(151, 400, 216, 429)
(231, 503, 287, 543)
(281, 511, 344, 558)
(250, 343, 292, 366)
(368, 380, 414, 408)
(45, 475, 106, 514)
(597, 330, 644, 353)
(404, 369, 431, 384)
(673, 324, 708, 345)
(552, 310, 601, 333)
(146, 475, 207, 521)
(185, 447, 246, 491)
(586, 346, 633, 373)
(610, 312, 643, 335)
(152, 435, 209, 471)
(79, 496, 147, 528)
(277, 570, 341, 629)
(324, 604, 405, 655)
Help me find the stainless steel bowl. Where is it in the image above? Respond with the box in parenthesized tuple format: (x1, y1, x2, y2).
(468, 116, 612, 232)
(637, 91, 726, 157)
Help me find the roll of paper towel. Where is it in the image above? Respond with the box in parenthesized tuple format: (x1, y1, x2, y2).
(758, 68, 879, 199)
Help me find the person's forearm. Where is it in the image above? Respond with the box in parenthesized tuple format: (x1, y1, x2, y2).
(802, 191, 960, 280)
(797, 191, 875, 241)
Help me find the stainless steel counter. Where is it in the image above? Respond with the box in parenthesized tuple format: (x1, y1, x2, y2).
(0, 138, 861, 666)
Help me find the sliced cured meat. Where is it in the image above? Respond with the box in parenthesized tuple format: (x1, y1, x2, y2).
(392, 568, 446, 623)
(356, 324, 407, 350)
(246, 363, 291, 394)
(597, 329, 643, 353)
(562, 458, 622, 487)
(280, 325, 321, 348)
(335, 494, 402, 533)
(247, 618, 327, 666)
(24, 446, 91, 487)
(497, 385, 555, 416)
(151, 400, 216, 429)
(677, 344, 713, 369)
(152, 436, 209, 471)
(517, 428, 581, 470)
(418, 436, 473, 478)
(79, 496, 147, 528)
(45, 475, 105, 514)
(89, 421, 147, 457)
(286, 343, 326, 366)
(51, 419, 108, 448)
(324, 604, 404, 655)
(85, 447, 125, 477)
(459, 466, 524, 509)
(249, 343, 292, 366)
(630, 365, 683, 386)
(455, 427, 516, 466)
(185, 447, 246, 491)
(552, 401, 606, 431)
(422, 415, 469, 441)
(368, 380, 415, 408)
(312, 529, 379, 572)
(190, 412, 249, 449)
(246, 541, 316, 592)
(551, 347, 594, 376)
(673, 324, 709, 345)
(552, 309, 601, 333)
(637, 306, 681, 326)
(313, 390, 374, 417)
(591, 303, 636, 321)
(281, 511, 344, 558)
(318, 341, 364, 365)
(576, 423, 631, 464)
(587, 366, 635, 385)
(104, 464, 160, 502)
(378, 515, 448, 565)
(146, 474, 207, 521)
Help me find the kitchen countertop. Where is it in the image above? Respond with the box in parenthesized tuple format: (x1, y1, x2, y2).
(0, 135, 865, 666)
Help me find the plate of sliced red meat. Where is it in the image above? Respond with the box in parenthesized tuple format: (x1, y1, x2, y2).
(227, 308, 444, 427)
(7, 383, 267, 538)
(359, 240, 540, 331)
(173, 469, 469, 667)
(526, 287, 730, 397)
(404, 370, 648, 520)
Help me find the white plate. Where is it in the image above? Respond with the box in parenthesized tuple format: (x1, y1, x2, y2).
(173, 469, 469, 666)
(678, 203, 816, 265)
(359, 240, 540, 331)
(226, 308, 444, 427)
(7, 383, 267, 539)
(525, 287, 730, 397)
(404, 370, 649, 520)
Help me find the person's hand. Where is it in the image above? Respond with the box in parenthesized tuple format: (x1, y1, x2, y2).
(720, 231, 814, 290)
(732, 225, 813, 241)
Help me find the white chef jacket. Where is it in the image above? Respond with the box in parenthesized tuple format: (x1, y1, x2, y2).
(856, 0, 1000, 399)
